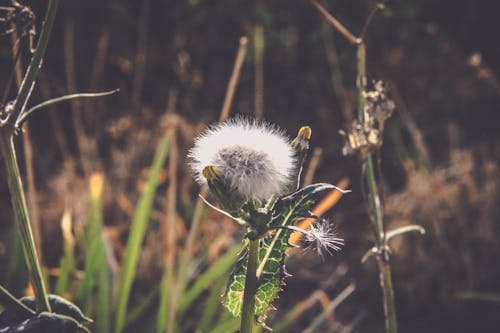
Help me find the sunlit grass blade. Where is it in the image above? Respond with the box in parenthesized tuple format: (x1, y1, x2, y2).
(55, 209, 76, 295)
(114, 134, 170, 333)
(157, 270, 170, 333)
(95, 180, 112, 333)
(76, 173, 106, 313)
(178, 245, 241, 315)
(195, 273, 227, 333)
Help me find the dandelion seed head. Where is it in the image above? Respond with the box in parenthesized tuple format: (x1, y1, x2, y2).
(189, 117, 296, 200)
(303, 219, 344, 259)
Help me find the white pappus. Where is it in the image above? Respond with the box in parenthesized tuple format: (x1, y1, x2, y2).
(189, 117, 296, 201)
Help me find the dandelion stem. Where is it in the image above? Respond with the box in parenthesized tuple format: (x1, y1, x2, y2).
(240, 238, 259, 333)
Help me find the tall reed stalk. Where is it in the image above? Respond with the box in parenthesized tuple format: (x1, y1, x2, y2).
(0, 0, 60, 312)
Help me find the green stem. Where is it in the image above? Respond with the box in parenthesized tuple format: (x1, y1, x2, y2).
(240, 239, 259, 333)
(378, 259, 397, 333)
(0, 284, 35, 319)
(0, 133, 51, 312)
(357, 42, 397, 333)
(11, 0, 60, 126)
(0, 0, 59, 314)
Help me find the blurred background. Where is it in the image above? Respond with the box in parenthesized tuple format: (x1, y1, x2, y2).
(1, 0, 500, 332)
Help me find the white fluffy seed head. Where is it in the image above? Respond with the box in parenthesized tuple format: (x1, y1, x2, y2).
(189, 117, 296, 201)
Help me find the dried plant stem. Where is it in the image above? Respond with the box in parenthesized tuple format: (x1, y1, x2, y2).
(310, 0, 359, 45)
(253, 24, 264, 119)
(240, 238, 259, 333)
(131, 0, 150, 111)
(357, 42, 398, 333)
(312, 2, 398, 332)
(220, 36, 248, 121)
(64, 19, 93, 176)
(0, 133, 50, 312)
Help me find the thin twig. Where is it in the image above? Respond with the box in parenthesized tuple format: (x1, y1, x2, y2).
(64, 18, 92, 176)
(321, 19, 352, 124)
(253, 25, 264, 119)
(310, 0, 359, 45)
(390, 83, 431, 170)
(131, 0, 150, 111)
(219, 36, 249, 121)
(359, 3, 385, 39)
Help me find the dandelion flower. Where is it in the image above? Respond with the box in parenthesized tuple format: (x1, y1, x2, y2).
(189, 117, 296, 201)
(303, 219, 344, 259)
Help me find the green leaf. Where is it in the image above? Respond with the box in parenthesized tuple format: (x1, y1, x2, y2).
(114, 135, 170, 333)
(224, 183, 335, 320)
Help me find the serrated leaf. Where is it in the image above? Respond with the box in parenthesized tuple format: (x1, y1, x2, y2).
(224, 183, 335, 320)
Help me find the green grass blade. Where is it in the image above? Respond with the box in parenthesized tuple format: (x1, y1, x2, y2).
(89, 173, 112, 333)
(195, 270, 229, 332)
(76, 174, 107, 312)
(156, 270, 171, 333)
(207, 317, 240, 333)
(6, 228, 28, 294)
(114, 135, 170, 333)
(55, 210, 76, 295)
(97, 252, 111, 333)
(126, 285, 160, 329)
(178, 245, 241, 315)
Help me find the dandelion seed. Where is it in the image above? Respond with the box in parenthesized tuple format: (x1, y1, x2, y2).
(303, 219, 344, 259)
(189, 117, 296, 201)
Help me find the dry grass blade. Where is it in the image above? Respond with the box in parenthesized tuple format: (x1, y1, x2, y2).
(302, 283, 356, 333)
(220, 36, 249, 121)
